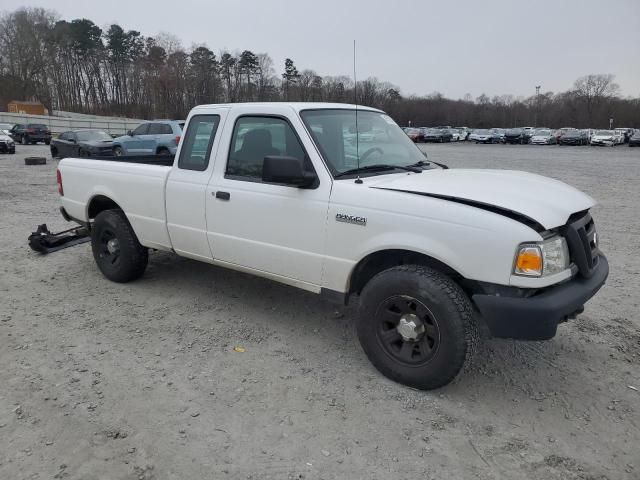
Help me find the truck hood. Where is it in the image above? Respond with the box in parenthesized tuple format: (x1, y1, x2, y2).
(369, 169, 595, 230)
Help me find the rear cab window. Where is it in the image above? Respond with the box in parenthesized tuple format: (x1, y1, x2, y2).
(177, 115, 221, 171)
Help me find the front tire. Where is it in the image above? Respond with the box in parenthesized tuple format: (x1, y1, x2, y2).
(91, 209, 148, 283)
(113, 146, 123, 156)
(21, 135, 28, 145)
(357, 265, 478, 390)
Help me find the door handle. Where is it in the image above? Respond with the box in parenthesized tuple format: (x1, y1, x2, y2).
(215, 191, 230, 201)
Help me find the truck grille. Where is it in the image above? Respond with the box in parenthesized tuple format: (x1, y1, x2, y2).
(562, 211, 599, 278)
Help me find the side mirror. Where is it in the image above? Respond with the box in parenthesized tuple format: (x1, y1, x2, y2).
(127, 130, 133, 136)
(262, 156, 316, 188)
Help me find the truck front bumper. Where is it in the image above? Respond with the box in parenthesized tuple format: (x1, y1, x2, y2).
(472, 255, 609, 340)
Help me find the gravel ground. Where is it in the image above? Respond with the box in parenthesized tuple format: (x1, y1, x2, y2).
(1, 142, 639, 480)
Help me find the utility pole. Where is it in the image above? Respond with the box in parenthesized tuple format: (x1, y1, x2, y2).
(535, 85, 541, 127)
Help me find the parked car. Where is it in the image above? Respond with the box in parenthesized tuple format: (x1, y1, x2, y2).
(56, 101, 608, 390)
(530, 129, 557, 145)
(10, 123, 52, 145)
(582, 129, 595, 143)
(590, 130, 621, 146)
(404, 127, 422, 142)
(423, 128, 453, 143)
(628, 129, 640, 147)
(615, 128, 633, 143)
(559, 130, 589, 146)
(0, 131, 16, 154)
(448, 129, 463, 142)
(469, 129, 501, 144)
(504, 128, 525, 144)
(112, 120, 184, 156)
(492, 128, 507, 143)
(522, 127, 538, 144)
(454, 127, 470, 140)
(0, 122, 14, 135)
(50, 129, 115, 159)
(554, 127, 576, 144)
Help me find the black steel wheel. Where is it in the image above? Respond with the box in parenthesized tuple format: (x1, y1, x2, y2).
(357, 265, 478, 390)
(375, 295, 441, 366)
(91, 209, 148, 282)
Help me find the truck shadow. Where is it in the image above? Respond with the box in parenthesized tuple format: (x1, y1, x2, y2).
(139, 250, 612, 402)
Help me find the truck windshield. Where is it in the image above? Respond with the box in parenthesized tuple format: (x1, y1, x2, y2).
(300, 109, 431, 176)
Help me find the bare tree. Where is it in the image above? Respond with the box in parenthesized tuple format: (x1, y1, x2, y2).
(573, 74, 620, 126)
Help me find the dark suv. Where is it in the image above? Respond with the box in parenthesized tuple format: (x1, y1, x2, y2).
(10, 123, 52, 145)
(504, 128, 526, 144)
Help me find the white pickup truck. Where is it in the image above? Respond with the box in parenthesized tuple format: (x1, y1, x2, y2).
(57, 102, 608, 389)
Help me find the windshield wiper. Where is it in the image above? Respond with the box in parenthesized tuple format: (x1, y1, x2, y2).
(406, 159, 449, 170)
(335, 164, 422, 178)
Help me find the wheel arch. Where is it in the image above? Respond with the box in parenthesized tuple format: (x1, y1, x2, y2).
(87, 194, 123, 220)
(348, 249, 466, 296)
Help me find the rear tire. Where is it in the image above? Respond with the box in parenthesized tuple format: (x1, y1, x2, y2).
(91, 209, 148, 283)
(357, 265, 478, 390)
(157, 147, 171, 156)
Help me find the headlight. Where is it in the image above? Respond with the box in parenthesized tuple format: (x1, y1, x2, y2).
(514, 236, 570, 277)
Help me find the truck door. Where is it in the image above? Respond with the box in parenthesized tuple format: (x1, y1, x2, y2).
(206, 105, 332, 290)
(165, 109, 227, 261)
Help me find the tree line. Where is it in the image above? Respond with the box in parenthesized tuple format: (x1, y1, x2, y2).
(1, 7, 638, 128)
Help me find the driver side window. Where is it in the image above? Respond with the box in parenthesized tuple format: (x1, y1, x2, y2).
(226, 116, 308, 181)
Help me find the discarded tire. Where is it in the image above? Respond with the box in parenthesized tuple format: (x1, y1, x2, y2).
(25, 156, 46, 165)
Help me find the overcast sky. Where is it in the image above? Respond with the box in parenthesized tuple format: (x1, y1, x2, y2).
(12, 0, 640, 99)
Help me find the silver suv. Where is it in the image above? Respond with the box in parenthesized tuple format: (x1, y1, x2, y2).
(113, 120, 184, 156)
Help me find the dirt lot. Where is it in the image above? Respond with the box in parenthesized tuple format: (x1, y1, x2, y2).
(1, 142, 639, 480)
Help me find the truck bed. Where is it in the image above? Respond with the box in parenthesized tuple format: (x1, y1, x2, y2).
(59, 157, 173, 250)
(90, 154, 175, 166)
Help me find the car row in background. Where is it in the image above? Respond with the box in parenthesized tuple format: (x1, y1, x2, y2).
(49, 120, 184, 159)
(403, 124, 639, 147)
(402, 126, 468, 143)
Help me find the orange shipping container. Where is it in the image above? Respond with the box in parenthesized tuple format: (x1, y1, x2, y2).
(7, 100, 46, 116)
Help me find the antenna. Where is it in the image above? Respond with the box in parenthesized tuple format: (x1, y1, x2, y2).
(353, 40, 363, 184)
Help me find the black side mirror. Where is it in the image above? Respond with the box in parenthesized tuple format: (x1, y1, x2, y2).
(127, 130, 133, 136)
(262, 156, 316, 188)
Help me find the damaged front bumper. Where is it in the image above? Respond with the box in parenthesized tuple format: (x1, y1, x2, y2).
(472, 255, 609, 340)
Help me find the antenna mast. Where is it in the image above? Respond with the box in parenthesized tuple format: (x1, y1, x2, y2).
(353, 39, 361, 180)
